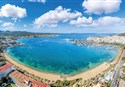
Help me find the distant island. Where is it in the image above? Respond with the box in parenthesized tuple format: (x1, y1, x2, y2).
(0, 31, 57, 51)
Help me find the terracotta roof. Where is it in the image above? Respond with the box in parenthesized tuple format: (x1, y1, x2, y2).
(10, 71, 50, 87)
(0, 62, 13, 73)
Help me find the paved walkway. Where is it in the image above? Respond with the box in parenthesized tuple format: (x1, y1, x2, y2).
(111, 50, 125, 87)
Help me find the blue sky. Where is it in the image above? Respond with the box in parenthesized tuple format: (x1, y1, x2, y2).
(0, 0, 124, 33)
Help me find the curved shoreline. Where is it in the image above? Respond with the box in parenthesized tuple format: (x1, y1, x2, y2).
(1, 48, 123, 82)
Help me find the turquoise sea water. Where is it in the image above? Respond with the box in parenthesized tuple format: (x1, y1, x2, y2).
(7, 34, 117, 75)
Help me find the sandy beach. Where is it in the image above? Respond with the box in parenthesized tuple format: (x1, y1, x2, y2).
(68, 48, 124, 81)
(1, 48, 124, 82)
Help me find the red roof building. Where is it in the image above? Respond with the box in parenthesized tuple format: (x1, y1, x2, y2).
(0, 62, 14, 78)
(10, 71, 50, 87)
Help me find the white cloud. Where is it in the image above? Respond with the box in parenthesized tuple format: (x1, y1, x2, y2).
(24, 24, 27, 27)
(0, 4, 27, 18)
(2, 22, 14, 27)
(70, 16, 124, 27)
(34, 6, 82, 28)
(96, 16, 123, 26)
(70, 17, 93, 27)
(28, 0, 46, 3)
(2, 22, 15, 31)
(82, 0, 121, 15)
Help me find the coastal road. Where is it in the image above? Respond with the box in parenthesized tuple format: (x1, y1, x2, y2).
(111, 50, 125, 87)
